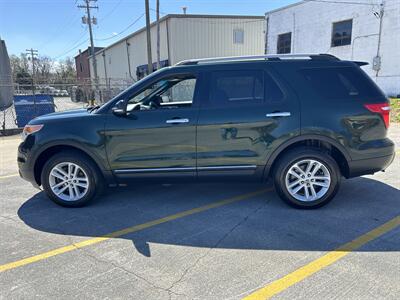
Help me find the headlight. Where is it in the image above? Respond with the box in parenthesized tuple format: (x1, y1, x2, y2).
(21, 124, 43, 141)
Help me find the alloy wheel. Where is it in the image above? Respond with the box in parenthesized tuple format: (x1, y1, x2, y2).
(49, 162, 89, 201)
(285, 159, 331, 202)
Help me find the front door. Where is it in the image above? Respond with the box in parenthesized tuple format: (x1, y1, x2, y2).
(105, 72, 200, 181)
(196, 66, 300, 179)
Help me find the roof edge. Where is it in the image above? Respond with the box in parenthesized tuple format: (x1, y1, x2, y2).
(265, 1, 305, 15)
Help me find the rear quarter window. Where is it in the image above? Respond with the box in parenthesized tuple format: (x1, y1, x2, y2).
(300, 66, 382, 100)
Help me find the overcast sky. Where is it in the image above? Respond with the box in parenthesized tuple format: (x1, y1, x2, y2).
(0, 0, 298, 59)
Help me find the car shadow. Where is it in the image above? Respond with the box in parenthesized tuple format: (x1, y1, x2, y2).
(17, 177, 400, 257)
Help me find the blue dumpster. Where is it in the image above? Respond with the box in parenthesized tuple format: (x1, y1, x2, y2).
(14, 95, 55, 128)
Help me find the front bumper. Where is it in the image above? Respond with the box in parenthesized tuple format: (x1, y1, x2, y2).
(18, 135, 40, 188)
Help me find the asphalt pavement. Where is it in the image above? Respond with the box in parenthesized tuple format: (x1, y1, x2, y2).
(0, 125, 399, 299)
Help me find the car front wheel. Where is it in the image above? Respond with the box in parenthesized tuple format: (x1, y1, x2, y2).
(274, 147, 341, 209)
(41, 151, 102, 207)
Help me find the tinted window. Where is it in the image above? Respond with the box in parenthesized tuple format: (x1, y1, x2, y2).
(265, 72, 284, 103)
(331, 20, 352, 47)
(277, 32, 291, 54)
(301, 67, 381, 99)
(209, 70, 264, 105)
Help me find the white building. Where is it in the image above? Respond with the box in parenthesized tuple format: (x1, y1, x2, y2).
(265, 0, 400, 96)
(90, 14, 264, 84)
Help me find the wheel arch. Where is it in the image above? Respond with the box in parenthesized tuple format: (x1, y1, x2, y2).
(263, 135, 351, 180)
(33, 142, 107, 186)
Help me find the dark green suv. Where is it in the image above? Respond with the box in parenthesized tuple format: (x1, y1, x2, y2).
(18, 54, 395, 208)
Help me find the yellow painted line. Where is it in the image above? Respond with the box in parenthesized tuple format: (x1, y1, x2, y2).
(0, 137, 21, 141)
(243, 215, 400, 300)
(0, 188, 270, 273)
(0, 173, 19, 179)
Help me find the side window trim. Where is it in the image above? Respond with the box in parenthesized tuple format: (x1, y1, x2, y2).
(263, 68, 287, 104)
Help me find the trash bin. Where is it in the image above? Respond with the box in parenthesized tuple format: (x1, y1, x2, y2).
(14, 94, 55, 128)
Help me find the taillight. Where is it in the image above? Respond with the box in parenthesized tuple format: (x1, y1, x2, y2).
(364, 103, 390, 128)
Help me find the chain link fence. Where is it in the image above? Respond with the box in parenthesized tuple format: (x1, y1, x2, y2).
(1, 77, 135, 135)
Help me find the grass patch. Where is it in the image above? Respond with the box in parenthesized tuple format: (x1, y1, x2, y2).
(389, 98, 400, 123)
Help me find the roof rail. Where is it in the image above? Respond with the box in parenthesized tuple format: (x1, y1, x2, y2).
(176, 54, 339, 65)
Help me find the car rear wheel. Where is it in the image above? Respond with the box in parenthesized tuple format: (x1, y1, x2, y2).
(41, 151, 102, 207)
(274, 147, 341, 209)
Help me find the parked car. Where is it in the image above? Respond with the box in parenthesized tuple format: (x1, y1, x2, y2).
(18, 54, 395, 208)
(59, 89, 69, 97)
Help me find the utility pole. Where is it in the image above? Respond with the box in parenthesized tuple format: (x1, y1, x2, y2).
(25, 48, 38, 94)
(156, 0, 160, 70)
(25, 48, 38, 115)
(374, 0, 385, 77)
(78, 0, 99, 100)
(145, 0, 153, 74)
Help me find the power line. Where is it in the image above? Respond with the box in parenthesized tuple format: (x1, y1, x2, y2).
(149, 7, 168, 15)
(94, 13, 145, 41)
(99, 0, 124, 22)
(52, 35, 89, 59)
(36, 11, 82, 50)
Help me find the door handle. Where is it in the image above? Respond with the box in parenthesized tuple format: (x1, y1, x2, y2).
(266, 112, 291, 118)
(166, 118, 189, 124)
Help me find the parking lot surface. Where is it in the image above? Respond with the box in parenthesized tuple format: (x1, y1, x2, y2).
(0, 125, 399, 299)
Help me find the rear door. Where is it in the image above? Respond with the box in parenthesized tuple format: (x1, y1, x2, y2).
(196, 64, 300, 179)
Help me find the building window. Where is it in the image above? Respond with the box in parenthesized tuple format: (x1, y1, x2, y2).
(277, 32, 291, 54)
(331, 19, 352, 47)
(79, 62, 83, 72)
(233, 29, 244, 44)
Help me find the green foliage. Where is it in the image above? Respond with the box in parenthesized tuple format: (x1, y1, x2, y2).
(389, 98, 400, 123)
(9, 53, 76, 84)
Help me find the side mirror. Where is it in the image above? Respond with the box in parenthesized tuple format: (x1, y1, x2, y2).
(112, 100, 126, 116)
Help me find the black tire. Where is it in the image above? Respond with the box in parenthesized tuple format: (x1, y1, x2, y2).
(41, 150, 103, 207)
(273, 147, 341, 209)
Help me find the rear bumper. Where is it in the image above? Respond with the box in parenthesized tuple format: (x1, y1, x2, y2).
(347, 152, 395, 178)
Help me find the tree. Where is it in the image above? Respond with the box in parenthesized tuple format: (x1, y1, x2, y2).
(55, 57, 76, 83)
(36, 55, 54, 82)
(9, 54, 32, 87)
(9, 53, 77, 87)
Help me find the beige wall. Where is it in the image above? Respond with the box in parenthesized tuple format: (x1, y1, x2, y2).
(169, 17, 264, 64)
(90, 16, 265, 82)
